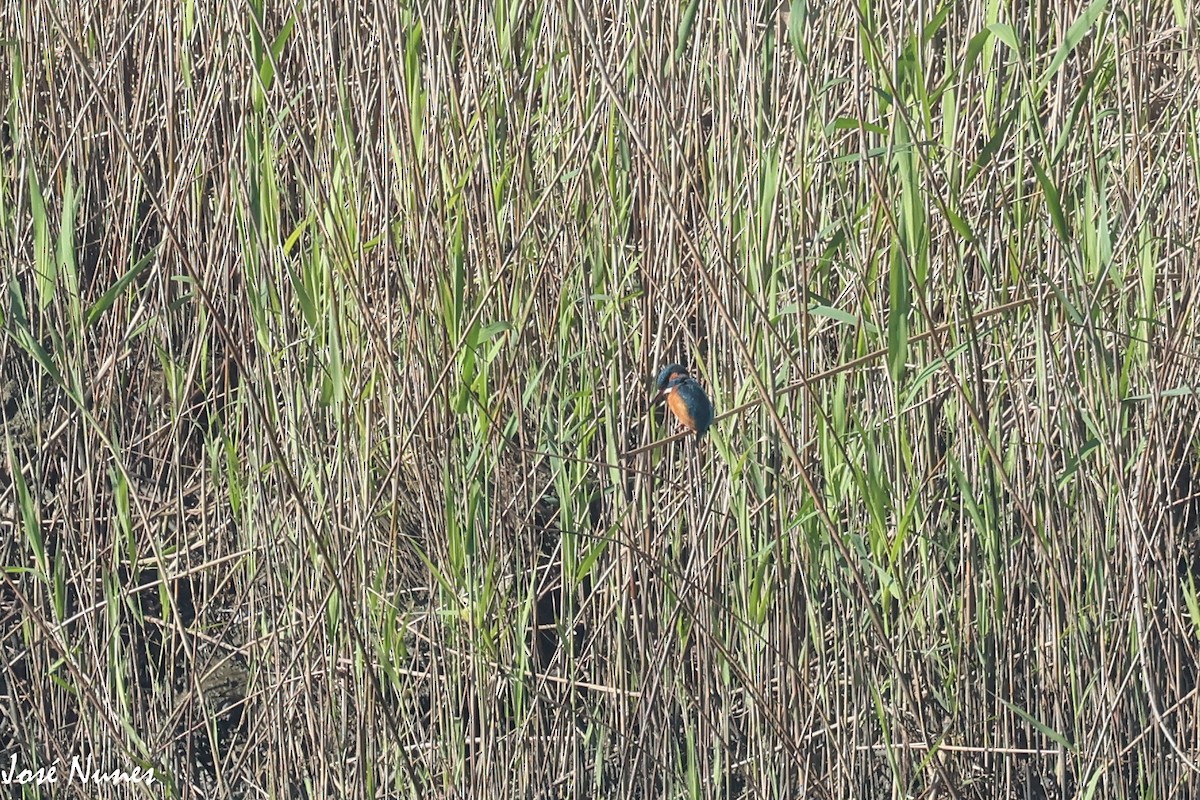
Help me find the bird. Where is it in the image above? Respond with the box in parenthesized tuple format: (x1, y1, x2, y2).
(653, 363, 713, 441)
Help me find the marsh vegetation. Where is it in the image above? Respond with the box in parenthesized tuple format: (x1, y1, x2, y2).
(2, 1, 1199, 797)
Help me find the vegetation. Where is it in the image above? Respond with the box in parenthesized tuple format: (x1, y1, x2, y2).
(2, 1, 1198, 797)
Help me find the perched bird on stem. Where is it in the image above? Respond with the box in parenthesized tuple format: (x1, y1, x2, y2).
(652, 363, 713, 442)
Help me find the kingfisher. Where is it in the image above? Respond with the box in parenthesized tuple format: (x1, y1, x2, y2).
(653, 363, 714, 441)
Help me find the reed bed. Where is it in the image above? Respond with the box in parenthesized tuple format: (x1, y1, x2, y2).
(2, 1, 1199, 797)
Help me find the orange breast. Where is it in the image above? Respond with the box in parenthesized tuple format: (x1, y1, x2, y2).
(666, 389, 697, 431)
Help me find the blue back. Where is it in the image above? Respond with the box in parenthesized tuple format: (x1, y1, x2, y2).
(667, 375, 713, 437)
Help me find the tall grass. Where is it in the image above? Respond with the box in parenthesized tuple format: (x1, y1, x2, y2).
(2, 1, 1199, 797)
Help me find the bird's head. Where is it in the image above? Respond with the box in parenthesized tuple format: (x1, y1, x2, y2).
(654, 363, 689, 391)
